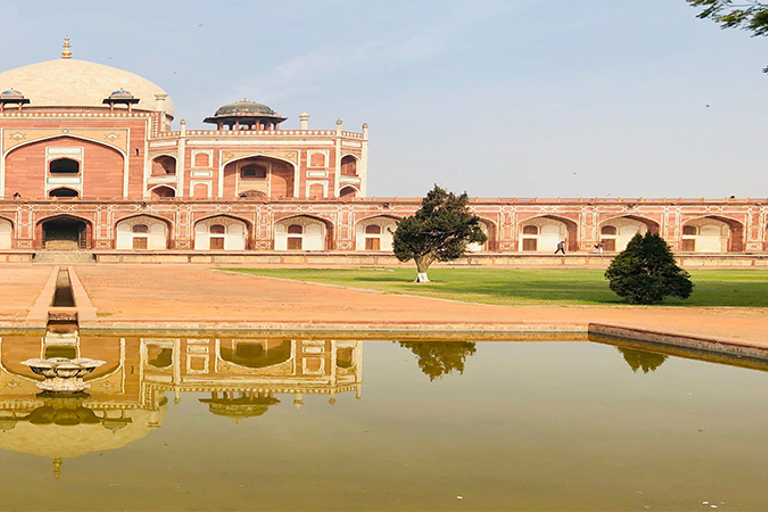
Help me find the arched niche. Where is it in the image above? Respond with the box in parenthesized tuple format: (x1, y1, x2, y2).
(598, 216, 658, 252)
(274, 215, 332, 251)
(340, 155, 358, 176)
(194, 215, 249, 250)
(467, 218, 496, 252)
(223, 156, 295, 199)
(150, 185, 176, 199)
(681, 216, 744, 253)
(150, 155, 177, 176)
(355, 215, 399, 251)
(0, 218, 13, 250)
(518, 215, 578, 252)
(339, 186, 359, 198)
(115, 215, 170, 250)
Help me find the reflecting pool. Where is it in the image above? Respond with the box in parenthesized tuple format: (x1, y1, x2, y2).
(0, 333, 767, 511)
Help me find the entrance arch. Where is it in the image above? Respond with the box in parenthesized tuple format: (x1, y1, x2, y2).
(38, 216, 91, 250)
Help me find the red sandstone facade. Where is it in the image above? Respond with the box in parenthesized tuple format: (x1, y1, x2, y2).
(0, 50, 766, 260)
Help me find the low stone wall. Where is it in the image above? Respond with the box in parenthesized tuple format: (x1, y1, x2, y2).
(0, 250, 767, 267)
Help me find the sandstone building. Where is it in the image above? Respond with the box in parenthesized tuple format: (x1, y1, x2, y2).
(0, 40, 765, 263)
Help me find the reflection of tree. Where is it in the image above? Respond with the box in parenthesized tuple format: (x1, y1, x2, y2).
(618, 347, 668, 374)
(398, 341, 477, 381)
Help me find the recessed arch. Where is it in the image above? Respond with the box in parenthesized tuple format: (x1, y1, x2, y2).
(149, 185, 176, 198)
(339, 186, 359, 198)
(599, 215, 660, 234)
(681, 215, 744, 253)
(35, 214, 93, 250)
(468, 217, 497, 252)
(0, 216, 12, 250)
(194, 214, 251, 250)
(340, 154, 358, 176)
(274, 214, 333, 251)
(150, 155, 177, 176)
(222, 154, 297, 199)
(597, 215, 659, 252)
(355, 214, 400, 251)
(518, 215, 578, 252)
(115, 214, 172, 250)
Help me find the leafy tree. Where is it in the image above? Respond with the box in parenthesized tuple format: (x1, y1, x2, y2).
(398, 341, 477, 381)
(392, 185, 487, 283)
(688, 0, 768, 35)
(687, 1, 768, 70)
(617, 347, 669, 373)
(604, 232, 694, 304)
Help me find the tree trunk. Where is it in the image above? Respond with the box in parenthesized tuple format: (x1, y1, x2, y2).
(414, 255, 431, 283)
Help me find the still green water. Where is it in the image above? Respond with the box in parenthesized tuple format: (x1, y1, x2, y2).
(0, 335, 767, 511)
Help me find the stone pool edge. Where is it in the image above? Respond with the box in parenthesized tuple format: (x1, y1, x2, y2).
(589, 323, 768, 360)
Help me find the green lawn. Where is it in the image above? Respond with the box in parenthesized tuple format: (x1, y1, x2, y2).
(220, 267, 768, 307)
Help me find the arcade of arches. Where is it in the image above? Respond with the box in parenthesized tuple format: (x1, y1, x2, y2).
(5, 210, 761, 253)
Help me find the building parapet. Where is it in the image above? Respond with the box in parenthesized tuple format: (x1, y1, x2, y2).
(153, 129, 365, 139)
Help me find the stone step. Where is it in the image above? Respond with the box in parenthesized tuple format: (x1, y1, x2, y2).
(33, 251, 95, 264)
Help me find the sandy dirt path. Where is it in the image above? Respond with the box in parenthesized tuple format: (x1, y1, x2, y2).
(0, 265, 55, 320)
(70, 265, 768, 345)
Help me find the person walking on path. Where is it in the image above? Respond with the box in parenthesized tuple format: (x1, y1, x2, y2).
(555, 240, 566, 255)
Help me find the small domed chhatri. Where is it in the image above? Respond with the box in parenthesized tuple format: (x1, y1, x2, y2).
(103, 89, 139, 112)
(0, 88, 29, 111)
(203, 98, 287, 130)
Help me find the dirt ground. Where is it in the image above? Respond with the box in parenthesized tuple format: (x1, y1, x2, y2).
(61, 264, 768, 346)
(0, 265, 54, 319)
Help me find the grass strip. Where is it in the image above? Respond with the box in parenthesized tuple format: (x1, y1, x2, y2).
(220, 267, 768, 307)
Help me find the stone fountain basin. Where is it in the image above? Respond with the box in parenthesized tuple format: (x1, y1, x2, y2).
(21, 357, 105, 379)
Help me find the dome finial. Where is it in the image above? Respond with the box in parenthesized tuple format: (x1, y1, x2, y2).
(61, 37, 72, 59)
(53, 457, 63, 479)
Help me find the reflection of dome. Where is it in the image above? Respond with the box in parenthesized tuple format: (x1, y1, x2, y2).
(0, 59, 174, 116)
(0, 399, 167, 459)
(199, 393, 280, 422)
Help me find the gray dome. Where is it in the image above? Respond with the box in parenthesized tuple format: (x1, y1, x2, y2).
(214, 99, 277, 117)
(0, 89, 25, 99)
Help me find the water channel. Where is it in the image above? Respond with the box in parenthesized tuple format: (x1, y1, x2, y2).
(0, 333, 767, 511)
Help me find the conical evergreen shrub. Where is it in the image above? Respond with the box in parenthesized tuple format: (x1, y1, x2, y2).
(604, 232, 693, 304)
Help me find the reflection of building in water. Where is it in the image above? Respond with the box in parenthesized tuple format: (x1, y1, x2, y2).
(0, 335, 362, 473)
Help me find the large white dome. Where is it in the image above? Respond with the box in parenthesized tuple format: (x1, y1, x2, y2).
(0, 58, 174, 117)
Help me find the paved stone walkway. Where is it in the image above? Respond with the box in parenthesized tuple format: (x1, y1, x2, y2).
(66, 265, 768, 346)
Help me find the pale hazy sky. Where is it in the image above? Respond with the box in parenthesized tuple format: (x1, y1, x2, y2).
(1, 0, 766, 199)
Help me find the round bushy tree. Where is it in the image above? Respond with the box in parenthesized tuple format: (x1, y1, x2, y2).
(604, 232, 693, 304)
(392, 185, 487, 283)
